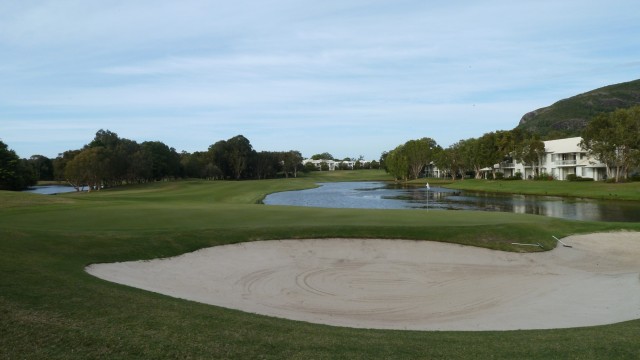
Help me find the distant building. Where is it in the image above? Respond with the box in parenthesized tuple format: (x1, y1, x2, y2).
(488, 137, 607, 180)
(302, 159, 373, 171)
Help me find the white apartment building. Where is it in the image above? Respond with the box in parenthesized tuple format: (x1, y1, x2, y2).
(302, 159, 361, 170)
(494, 137, 607, 180)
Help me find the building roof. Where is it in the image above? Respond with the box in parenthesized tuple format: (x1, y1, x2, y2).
(543, 137, 583, 154)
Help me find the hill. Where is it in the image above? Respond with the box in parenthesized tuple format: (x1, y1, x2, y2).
(516, 79, 640, 137)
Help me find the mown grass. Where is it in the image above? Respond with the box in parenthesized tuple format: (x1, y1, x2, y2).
(408, 178, 640, 201)
(2, 173, 640, 359)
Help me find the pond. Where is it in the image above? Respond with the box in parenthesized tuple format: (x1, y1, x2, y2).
(263, 182, 640, 222)
(24, 185, 79, 195)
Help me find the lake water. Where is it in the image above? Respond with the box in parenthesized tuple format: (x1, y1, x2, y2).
(263, 182, 640, 222)
(24, 185, 79, 194)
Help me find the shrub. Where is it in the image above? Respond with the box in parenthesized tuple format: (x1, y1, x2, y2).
(304, 162, 317, 172)
(504, 172, 523, 180)
(567, 174, 594, 182)
(533, 173, 555, 181)
(494, 172, 504, 180)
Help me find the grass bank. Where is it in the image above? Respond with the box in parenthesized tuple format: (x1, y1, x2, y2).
(408, 178, 640, 201)
(1, 178, 640, 359)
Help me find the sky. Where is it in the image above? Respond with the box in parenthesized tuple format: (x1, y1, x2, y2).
(2, 0, 640, 160)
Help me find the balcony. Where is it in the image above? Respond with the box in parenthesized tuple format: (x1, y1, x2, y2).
(500, 162, 515, 168)
(554, 160, 576, 166)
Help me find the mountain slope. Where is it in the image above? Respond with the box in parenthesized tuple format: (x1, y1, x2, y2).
(516, 79, 640, 137)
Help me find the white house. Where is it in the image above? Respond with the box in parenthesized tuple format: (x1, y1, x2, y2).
(302, 159, 367, 171)
(303, 159, 338, 171)
(494, 137, 607, 180)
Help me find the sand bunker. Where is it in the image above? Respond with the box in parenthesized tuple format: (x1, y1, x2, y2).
(86, 233, 640, 331)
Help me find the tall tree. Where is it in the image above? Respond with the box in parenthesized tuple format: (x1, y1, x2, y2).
(282, 150, 303, 178)
(64, 147, 110, 191)
(28, 155, 54, 181)
(403, 137, 440, 180)
(0, 140, 37, 190)
(477, 132, 503, 179)
(581, 106, 640, 182)
(384, 145, 409, 181)
(208, 140, 231, 179)
(226, 135, 254, 180)
(514, 136, 546, 177)
(253, 151, 280, 180)
(128, 148, 154, 183)
(311, 152, 334, 160)
(435, 141, 466, 181)
(141, 141, 181, 181)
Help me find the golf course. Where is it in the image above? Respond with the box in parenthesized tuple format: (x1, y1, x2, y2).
(2, 171, 640, 359)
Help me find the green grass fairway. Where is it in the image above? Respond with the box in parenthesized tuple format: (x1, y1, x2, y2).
(2, 176, 640, 359)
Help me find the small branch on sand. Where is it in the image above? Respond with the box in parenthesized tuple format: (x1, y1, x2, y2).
(553, 236, 573, 248)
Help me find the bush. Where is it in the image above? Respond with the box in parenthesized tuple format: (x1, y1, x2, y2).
(304, 162, 317, 172)
(494, 172, 504, 180)
(504, 172, 523, 180)
(533, 173, 555, 181)
(567, 174, 594, 182)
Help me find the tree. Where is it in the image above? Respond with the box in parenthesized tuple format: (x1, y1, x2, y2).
(53, 150, 81, 182)
(311, 152, 333, 160)
(403, 137, 440, 180)
(180, 151, 205, 179)
(64, 147, 111, 191)
(89, 129, 121, 149)
(581, 106, 640, 182)
(476, 132, 503, 179)
(208, 140, 231, 179)
(28, 155, 54, 181)
(0, 140, 37, 190)
(514, 136, 546, 177)
(304, 162, 317, 172)
(226, 135, 254, 180)
(253, 151, 280, 179)
(282, 151, 302, 178)
(129, 148, 154, 183)
(435, 141, 466, 181)
(141, 141, 181, 181)
(207, 135, 255, 180)
(384, 145, 409, 181)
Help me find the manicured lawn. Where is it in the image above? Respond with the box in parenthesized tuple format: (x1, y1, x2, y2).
(410, 178, 640, 201)
(1, 175, 640, 359)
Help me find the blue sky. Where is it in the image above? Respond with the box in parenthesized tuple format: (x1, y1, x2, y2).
(2, 0, 639, 160)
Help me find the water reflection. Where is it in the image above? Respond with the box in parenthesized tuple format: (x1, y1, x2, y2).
(24, 185, 78, 194)
(263, 182, 640, 222)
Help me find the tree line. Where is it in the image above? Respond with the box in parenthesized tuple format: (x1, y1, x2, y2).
(381, 130, 546, 181)
(3, 106, 638, 190)
(382, 105, 640, 183)
(1, 130, 303, 191)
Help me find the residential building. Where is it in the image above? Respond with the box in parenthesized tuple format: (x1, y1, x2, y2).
(302, 159, 370, 171)
(493, 137, 607, 180)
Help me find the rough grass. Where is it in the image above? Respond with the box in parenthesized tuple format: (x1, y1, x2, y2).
(1, 175, 640, 359)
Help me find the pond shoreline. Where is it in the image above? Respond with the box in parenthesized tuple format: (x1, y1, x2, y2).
(264, 181, 640, 222)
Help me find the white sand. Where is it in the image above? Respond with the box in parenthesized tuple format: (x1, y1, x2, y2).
(86, 232, 640, 331)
